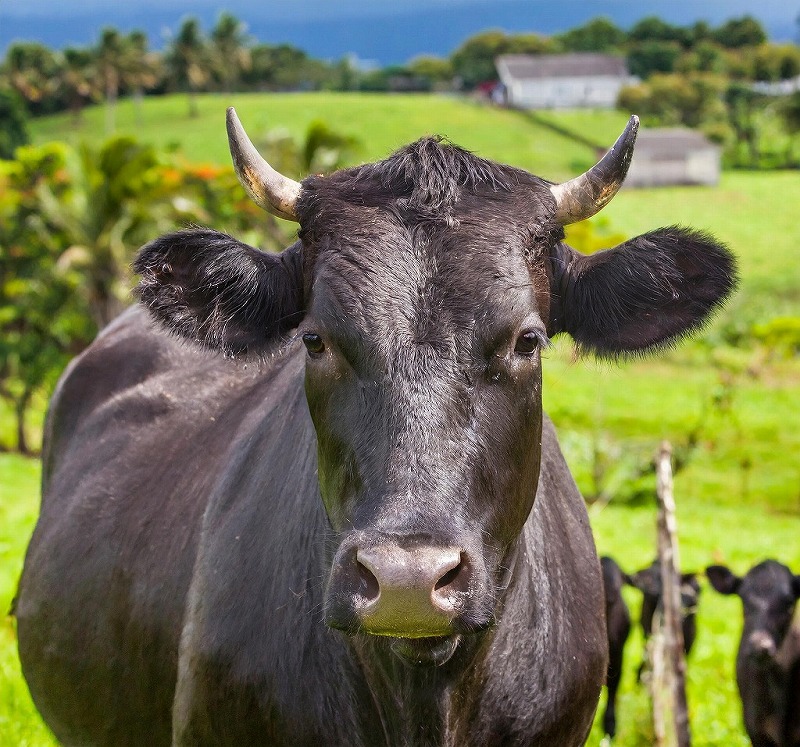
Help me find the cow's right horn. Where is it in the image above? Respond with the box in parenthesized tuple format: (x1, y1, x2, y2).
(226, 107, 301, 221)
(549, 115, 639, 225)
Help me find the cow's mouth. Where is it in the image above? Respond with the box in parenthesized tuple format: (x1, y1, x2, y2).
(389, 634, 461, 666)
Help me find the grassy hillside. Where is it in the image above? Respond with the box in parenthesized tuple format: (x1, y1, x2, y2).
(28, 92, 629, 181)
(9, 92, 799, 745)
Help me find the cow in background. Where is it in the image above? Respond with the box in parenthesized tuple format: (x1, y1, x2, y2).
(628, 559, 701, 681)
(601, 556, 632, 739)
(707, 561, 800, 747)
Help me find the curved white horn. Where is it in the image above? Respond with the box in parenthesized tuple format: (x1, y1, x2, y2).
(226, 107, 301, 221)
(550, 115, 639, 225)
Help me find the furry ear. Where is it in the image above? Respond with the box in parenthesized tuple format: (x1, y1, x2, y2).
(627, 568, 662, 597)
(134, 229, 305, 356)
(547, 226, 737, 357)
(706, 565, 741, 596)
(792, 575, 800, 599)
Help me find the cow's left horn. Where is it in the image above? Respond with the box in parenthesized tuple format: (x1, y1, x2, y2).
(226, 107, 301, 221)
(550, 115, 639, 225)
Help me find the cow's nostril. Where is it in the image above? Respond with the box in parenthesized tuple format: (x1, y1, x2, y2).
(356, 559, 380, 603)
(435, 560, 464, 592)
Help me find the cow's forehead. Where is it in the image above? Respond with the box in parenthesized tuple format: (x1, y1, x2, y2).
(306, 213, 543, 334)
(744, 561, 795, 597)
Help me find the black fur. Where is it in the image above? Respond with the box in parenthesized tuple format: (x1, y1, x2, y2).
(548, 226, 738, 357)
(707, 561, 800, 746)
(601, 556, 632, 739)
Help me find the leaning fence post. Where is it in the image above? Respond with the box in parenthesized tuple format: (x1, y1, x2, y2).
(651, 440, 691, 747)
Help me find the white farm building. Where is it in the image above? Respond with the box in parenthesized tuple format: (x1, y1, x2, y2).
(625, 129, 721, 187)
(495, 53, 637, 109)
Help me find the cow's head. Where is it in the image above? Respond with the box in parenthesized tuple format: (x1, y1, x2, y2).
(136, 109, 736, 665)
(707, 561, 800, 662)
(628, 560, 701, 619)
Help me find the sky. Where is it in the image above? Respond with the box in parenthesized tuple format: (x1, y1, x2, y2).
(0, 0, 797, 64)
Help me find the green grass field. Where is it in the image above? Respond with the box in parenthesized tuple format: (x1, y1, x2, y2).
(5, 91, 798, 745)
(28, 92, 629, 181)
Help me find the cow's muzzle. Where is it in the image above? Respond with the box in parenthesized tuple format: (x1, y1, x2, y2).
(325, 535, 490, 640)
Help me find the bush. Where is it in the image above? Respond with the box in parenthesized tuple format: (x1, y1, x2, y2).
(0, 89, 29, 159)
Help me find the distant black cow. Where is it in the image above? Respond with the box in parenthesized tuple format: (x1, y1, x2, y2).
(14, 109, 737, 746)
(707, 561, 800, 747)
(601, 556, 632, 739)
(627, 559, 701, 680)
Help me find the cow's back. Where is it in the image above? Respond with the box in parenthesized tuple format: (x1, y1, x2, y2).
(15, 306, 311, 746)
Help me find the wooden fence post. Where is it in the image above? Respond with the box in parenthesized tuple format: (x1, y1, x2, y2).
(651, 440, 692, 747)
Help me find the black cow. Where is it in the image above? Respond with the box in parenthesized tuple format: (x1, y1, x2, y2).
(601, 556, 632, 739)
(627, 559, 701, 680)
(14, 109, 736, 746)
(707, 561, 800, 747)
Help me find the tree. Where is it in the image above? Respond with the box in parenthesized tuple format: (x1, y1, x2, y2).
(748, 43, 800, 82)
(0, 144, 95, 452)
(556, 17, 626, 52)
(2, 42, 59, 115)
(778, 91, 800, 164)
(94, 27, 126, 133)
(713, 16, 767, 48)
(33, 137, 189, 327)
(617, 73, 726, 128)
(627, 40, 682, 78)
(125, 31, 161, 126)
(724, 83, 765, 165)
(406, 56, 454, 88)
(0, 89, 29, 158)
(166, 17, 210, 116)
(260, 120, 361, 178)
(629, 16, 690, 46)
(675, 41, 727, 75)
(210, 12, 251, 92)
(450, 29, 554, 88)
(58, 47, 97, 125)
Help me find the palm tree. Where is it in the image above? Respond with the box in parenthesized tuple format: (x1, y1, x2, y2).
(33, 137, 187, 327)
(2, 42, 59, 113)
(125, 31, 161, 126)
(211, 12, 251, 92)
(58, 47, 97, 124)
(166, 17, 211, 117)
(94, 28, 125, 133)
(261, 120, 361, 178)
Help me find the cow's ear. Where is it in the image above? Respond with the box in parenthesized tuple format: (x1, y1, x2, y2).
(134, 229, 304, 356)
(793, 575, 800, 599)
(547, 227, 737, 358)
(627, 569, 661, 597)
(706, 565, 741, 595)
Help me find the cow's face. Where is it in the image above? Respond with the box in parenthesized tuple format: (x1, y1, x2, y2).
(135, 110, 736, 665)
(708, 561, 800, 662)
(296, 171, 557, 654)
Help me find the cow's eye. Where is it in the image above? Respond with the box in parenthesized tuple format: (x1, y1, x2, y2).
(514, 331, 541, 355)
(302, 333, 325, 356)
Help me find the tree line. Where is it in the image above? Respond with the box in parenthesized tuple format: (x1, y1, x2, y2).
(1, 12, 799, 452)
(0, 124, 359, 453)
(2, 13, 799, 129)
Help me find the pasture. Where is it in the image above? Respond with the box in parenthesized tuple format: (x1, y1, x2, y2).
(3, 91, 798, 744)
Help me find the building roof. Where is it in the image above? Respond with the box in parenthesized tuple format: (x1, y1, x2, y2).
(496, 53, 629, 80)
(634, 129, 719, 158)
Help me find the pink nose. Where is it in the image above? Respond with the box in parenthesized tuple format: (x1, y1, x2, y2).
(354, 544, 467, 636)
(748, 630, 777, 658)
